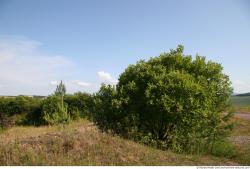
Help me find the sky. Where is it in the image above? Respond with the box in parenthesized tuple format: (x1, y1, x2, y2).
(0, 0, 249, 95)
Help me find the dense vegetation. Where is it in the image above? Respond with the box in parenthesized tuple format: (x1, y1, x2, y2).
(93, 45, 233, 153)
(0, 96, 42, 127)
(0, 45, 234, 155)
(0, 81, 93, 128)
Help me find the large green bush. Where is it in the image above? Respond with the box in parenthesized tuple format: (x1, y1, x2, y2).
(93, 45, 233, 153)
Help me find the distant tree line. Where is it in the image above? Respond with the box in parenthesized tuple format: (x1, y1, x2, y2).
(235, 93, 250, 97)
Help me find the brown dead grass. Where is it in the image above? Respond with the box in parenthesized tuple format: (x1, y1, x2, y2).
(0, 119, 238, 166)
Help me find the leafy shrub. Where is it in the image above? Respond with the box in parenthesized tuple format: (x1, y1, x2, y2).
(0, 96, 30, 116)
(93, 45, 233, 153)
(42, 95, 70, 125)
(0, 81, 93, 127)
(64, 92, 94, 119)
(18, 97, 43, 125)
(68, 107, 80, 120)
(92, 84, 121, 132)
(22, 104, 43, 126)
(0, 96, 43, 127)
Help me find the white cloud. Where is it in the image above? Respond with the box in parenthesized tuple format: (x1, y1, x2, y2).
(71, 80, 91, 87)
(98, 71, 112, 81)
(0, 35, 73, 95)
(232, 80, 250, 93)
(50, 81, 59, 85)
(0, 35, 118, 95)
(97, 71, 118, 84)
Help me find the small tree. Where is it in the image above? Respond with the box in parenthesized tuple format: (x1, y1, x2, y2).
(55, 80, 66, 108)
(42, 81, 70, 125)
(55, 80, 66, 97)
(42, 95, 70, 125)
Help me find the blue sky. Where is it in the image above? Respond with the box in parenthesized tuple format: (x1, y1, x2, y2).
(0, 0, 249, 95)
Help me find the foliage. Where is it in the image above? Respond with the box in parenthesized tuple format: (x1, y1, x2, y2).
(0, 96, 42, 127)
(41, 81, 71, 125)
(93, 45, 233, 153)
(210, 139, 236, 158)
(55, 81, 66, 97)
(64, 92, 94, 120)
(92, 84, 120, 132)
(41, 95, 70, 125)
(0, 82, 94, 126)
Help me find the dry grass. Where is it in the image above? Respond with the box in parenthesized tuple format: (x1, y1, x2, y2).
(231, 117, 250, 137)
(0, 119, 238, 166)
(0, 125, 57, 144)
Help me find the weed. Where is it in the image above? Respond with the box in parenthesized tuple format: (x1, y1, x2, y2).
(211, 140, 237, 158)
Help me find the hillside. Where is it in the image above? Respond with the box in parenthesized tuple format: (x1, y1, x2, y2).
(0, 119, 239, 166)
(236, 93, 250, 97)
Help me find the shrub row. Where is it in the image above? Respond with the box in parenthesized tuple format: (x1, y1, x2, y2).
(0, 92, 94, 128)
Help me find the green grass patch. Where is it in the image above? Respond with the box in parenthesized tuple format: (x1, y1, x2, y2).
(230, 96, 250, 108)
(232, 142, 250, 165)
(211, 140, 237, 159)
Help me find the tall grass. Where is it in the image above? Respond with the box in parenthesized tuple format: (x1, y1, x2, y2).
(0, 120, 237, 166)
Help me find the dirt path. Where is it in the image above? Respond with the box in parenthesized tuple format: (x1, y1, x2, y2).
(230, 136, 250, 144)
(235, 112, 250, 120)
